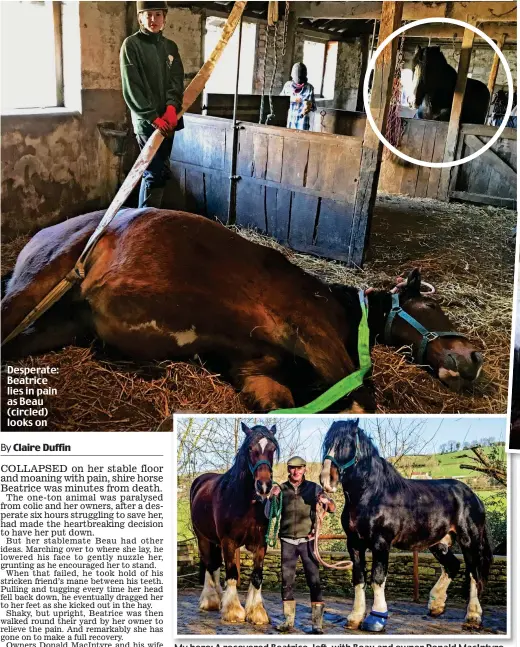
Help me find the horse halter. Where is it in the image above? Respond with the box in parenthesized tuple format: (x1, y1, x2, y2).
(324, 434, 360, 477)
(248, 458, 273, 476)
(384, 292, 468, 365)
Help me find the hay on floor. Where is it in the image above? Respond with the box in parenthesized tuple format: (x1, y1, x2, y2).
(1, 194, 515, 427)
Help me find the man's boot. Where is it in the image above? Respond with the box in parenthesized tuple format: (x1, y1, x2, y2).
(311, 602, 325, 634)
(275, 600, 296, 632)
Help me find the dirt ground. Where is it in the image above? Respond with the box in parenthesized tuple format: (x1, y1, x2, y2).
(177, 590, 507, 635)
(2, 193, 515, 429)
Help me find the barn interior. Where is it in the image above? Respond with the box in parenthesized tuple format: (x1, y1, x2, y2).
(1, 1, 517, 429)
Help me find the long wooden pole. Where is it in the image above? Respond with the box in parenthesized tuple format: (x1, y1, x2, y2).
(438, 23, 476, 201)
(348, 1, 403, 266)
(487, 33, 507, 94)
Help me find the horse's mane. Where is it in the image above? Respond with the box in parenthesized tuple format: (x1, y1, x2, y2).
(323, 420, 406, 493)
(220, 425, 279, 494)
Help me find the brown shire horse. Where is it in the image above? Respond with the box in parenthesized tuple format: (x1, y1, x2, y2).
(190, 423, 278, 623)
(2, 208, 483, 411)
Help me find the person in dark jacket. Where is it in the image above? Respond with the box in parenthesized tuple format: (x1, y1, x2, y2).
(120, 1, 184, 208)
(269, 456, 335, 634)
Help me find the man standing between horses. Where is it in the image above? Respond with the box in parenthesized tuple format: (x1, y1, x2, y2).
(120, 1, 184, 208)
(269, 456, 335, 634)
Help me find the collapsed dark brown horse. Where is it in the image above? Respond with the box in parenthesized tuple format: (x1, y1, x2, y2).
(2, 208, 483, 411)
(190, 423, 278, 623)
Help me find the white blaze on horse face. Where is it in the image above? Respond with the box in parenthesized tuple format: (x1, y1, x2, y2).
(321, 457, 334, 493)
(347, 583, 366, 627)
(244, 583, 268, 625)
(199, 569, 222, 611)
(465, 574, 482, 625)
(428, 567, 452, 616)
(258, 438, 268, 453)
(372, 579, 388, 613)
(221, 578, 246, 623)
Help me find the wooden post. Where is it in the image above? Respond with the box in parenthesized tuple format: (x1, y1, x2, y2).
(235, 548, 241, 586)
(413, 550, 419, 602)
(487, 33, 507, 95)
(52, 1, 64, 107)
(348, 1, 403, 266)
(438, 24, 476, 200)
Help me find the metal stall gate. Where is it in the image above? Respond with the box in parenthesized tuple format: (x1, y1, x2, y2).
(168, 114, 365, 264)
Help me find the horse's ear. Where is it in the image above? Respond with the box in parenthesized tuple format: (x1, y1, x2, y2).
(270, 425, 277, 435)
(241, 422, 252, 435)
(405, 268, 422, 296)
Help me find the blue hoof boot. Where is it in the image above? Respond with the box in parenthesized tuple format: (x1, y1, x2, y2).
(361, 611, 388, 632)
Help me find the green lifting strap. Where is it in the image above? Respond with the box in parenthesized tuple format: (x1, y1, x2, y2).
(270, 290, 371, 415)
(265, 483, 283, 548)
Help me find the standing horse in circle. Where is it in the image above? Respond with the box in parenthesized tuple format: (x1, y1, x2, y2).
(410, 46, 490, 124)
(2, 208, 484, 412)
(320, 420, 493, 632)
(190, 423, 278, 624)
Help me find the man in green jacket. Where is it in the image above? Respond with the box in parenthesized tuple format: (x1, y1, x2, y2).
(269, 456, 335, 634)
(120, 1, 184, 208)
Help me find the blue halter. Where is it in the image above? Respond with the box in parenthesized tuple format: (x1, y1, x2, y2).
(384, 292, 468, 365)
(324, 433, 360, 476)
(248, 458, 273, 476)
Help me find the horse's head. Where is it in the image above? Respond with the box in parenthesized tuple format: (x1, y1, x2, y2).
(410, 46, 447, 109)
(242, 422, 278, 499)
(385, 269, 483, 390)
(320, 419, 360, 493)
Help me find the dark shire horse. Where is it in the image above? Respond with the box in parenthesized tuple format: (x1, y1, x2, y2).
(3, 209, 483, 411)
(320, 420, 493, 632)
(190, 423, 278, 624)
(411, 46, 490, 124)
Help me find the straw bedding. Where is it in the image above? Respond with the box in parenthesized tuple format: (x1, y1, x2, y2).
(1, 193, 515, 429)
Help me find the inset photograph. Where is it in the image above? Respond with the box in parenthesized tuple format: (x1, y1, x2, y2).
(176, 416, 508, 636)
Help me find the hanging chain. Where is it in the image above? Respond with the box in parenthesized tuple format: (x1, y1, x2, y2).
(266, 20, 279, 124)
(259, 23, 271, 123)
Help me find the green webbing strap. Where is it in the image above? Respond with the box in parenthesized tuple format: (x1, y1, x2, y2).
(270, 290, 371, 414)
(265, 483, 283, 548)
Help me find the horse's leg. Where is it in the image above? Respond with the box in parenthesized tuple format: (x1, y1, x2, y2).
(231, 355, 295, 411)
(220, 538, 246, 623)
(459, 535, 485, 627)
(360, 540, 390, 632)
(197, 538, 223, 612)
(346, 532, 367, 629)
(428, 537, 460, 617)
(244, 545, 269, 625)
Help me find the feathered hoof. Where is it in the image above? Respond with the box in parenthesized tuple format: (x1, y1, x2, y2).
(462, 613, 482, 630)
(221, 601, 246, 623)
(428, 605, 446, 618)
(346, 615, 364, 630)
(360, 611, 388, 632)
(246, 603, 269, 625)
(199, 591, 221, 612)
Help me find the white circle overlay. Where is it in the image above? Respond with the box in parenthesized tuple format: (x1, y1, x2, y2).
(363, 17, 514, 168)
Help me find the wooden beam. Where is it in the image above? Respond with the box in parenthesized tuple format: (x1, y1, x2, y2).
(403, 23, 516, 42)
(52, 1, 64, 107)
(488, 33, 508, 93)
(438, 24, 476, 200)
(293, 2, 516, 23)
(349, 1, 403, 266)
(281, 8, 298, 83)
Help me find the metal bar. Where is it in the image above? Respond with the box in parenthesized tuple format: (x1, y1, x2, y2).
(227, 16, 243, 225)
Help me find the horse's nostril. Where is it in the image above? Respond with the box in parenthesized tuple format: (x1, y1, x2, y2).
(472, 351, 484, 366)
(445, 353, 458, 370)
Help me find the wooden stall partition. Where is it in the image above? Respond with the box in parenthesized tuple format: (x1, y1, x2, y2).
(166, 114, 233, 222)
(235, 122, 364, 262)
(378, 119, 449, 200)
(203, 93, 290, 127)
(449, 124, 517, 209)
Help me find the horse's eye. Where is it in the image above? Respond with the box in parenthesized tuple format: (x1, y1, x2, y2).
(425, 301, 436, 309)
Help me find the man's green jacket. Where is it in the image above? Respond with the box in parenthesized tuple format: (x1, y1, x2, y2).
(120, 29, 184, 135)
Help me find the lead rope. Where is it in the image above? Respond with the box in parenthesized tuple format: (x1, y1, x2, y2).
(313, 502, 353, 570)
(265, 483, 283, 547)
